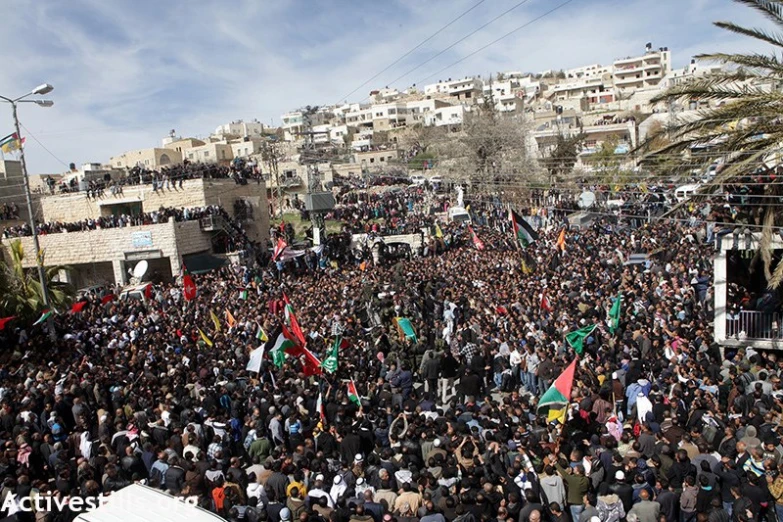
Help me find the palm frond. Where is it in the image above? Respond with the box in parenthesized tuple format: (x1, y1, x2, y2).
(733, 0, 783, 25)
(712, 21, 783, 49)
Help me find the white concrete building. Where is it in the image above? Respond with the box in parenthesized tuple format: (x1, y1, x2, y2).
(425, 105, 469, 127)
(612, 44, 672, 93)
(214, 120, 265, 139)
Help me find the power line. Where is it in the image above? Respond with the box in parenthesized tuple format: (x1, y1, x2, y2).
(374, 0, 534, 96)
(418, 0, 578, 85)
(335, 0, 488, 105)
(19, 122, 71, 169)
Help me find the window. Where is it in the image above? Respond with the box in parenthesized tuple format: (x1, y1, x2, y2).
(388, 109, 396, 115)
(380, 157, 385, 162)
(221, 150, 226, 159)
(370, 158, 375, 163)
(188, 153, 194, 159)
(204, 151, 210, 157)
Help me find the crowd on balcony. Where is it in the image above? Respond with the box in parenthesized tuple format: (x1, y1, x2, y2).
(47, 159, 263, 197)
(1, 205, 229, 239)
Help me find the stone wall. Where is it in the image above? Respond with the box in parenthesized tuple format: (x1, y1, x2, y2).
(1, 219, 211, 285)
(39, 178, 270, 244)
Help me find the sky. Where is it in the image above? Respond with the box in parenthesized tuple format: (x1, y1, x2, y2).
(0, 0, 778, 174)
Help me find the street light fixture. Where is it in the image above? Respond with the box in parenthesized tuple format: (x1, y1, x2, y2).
(0, 84, 56, 339)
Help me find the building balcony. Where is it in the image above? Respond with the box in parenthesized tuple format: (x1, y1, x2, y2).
(281, 175, 303, 187)
(726, 311, 783, 343)
(200, 215, 227, 232)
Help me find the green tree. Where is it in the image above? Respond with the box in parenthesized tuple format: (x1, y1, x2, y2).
(0, 241, 74, 318)
(647, 0, 783, 286)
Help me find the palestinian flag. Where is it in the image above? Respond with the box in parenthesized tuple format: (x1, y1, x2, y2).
(71, 301, 88, 314)
(509, 209, 539, 247)
(540, 292, 552, 313)
(282, 293, 307, 346)
(238, 289, 248, 300)
(468, 225, 485, 251)
(268, 326, 296, 368)
(321, 336, 341, 373)
(256, 323, 268, 342)
(273, 238, 288, 261)
(0, 316, 16, 330)
(182, 264, 197, 301)
(608, 292, 622, 334)
(537, 359, 577, 423)
(565, 324, 597, 356)
(347, 379, 361, 407)
(33, 310, 53, 326)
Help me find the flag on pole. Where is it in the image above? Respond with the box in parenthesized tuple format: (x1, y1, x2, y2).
(70, 301, 88, 314)
(210, 310, 222, 332)
(468, 225, 485, 251)
(608, 292, 623, 334)
(255, 323, 268, 342)
(0, 133, 24, 154)
(0, 316, 16, 330)
(540, 292, 552, 313)
(395, 317, 418, 343)
(434, 223, 444, 239)
(537, 359, 577, 423)
(246, 345, 265, 373)
(182, 264, 197, 301)
(282, 293, 307, 346)
(33, 310, 53, 326)
(509, 209, 539, 247)
(556, 228, 566, 252)
(198, 328, 214, 347)
(225, 310, 237, 329)
(273, 238, 288, 261)
(321, 336, 341, 373)
(100, 294, 116, 305)
(347, 379, 361, 407)
(565, 324, 597, 356)
(238, 289, 248, 301)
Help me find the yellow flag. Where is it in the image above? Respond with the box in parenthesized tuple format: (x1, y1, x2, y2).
(225, 310, 237, 329)
(210, 310, 222, 332)
(198, 328, 214, 347)
(547, 407, 566, 424)
(435, 224, 443, 239)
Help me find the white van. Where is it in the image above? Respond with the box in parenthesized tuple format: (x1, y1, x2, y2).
(675, 183, 701, 202)
(409, 174, 425, 186)
(448, 206, 471, 224)
(119, 283, 151, 304)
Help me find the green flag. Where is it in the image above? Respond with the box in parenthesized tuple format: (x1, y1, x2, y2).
(608, 292, 622, 334)
(321, 336, 340, 373)
(565, 324, 597, 356)
(268, 327, 295, 368)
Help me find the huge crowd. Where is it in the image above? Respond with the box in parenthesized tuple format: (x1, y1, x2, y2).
(0, 183, 782, 522)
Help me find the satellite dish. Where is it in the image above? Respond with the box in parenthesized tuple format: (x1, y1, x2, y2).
(578, 191, 596, 209)
(132, 260, 149, 280)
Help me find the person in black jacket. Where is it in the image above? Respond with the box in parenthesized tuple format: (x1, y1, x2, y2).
(713, 458, 741, 514)
(164, 457, 186, 494)
(608, 470, 634, 514)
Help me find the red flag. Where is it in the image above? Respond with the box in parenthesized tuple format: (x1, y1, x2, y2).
(280, 324, 322, 376)
(540, 292, 552, 313)
(101, 294, 116, 305)
(182, 264, 197, 301)
(273, 238, 288, 261)
(0, 316, 16, 330)
(283, 293, 307, 347)
(70, 301, 88, 314)
(468, 225, 485, 251)
(144, 284, 153, 299)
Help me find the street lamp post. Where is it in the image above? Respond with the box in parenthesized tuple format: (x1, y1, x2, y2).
(0, 84, 55, 338)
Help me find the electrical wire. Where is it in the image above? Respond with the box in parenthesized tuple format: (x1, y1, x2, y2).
(334, 0, 488, 105)
(417, 0, 578, 85)
(369, 0, 535, 97)
(19, 122, 71, 169)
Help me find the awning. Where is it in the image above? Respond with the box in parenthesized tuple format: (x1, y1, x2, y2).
(182, 252, 226, 274)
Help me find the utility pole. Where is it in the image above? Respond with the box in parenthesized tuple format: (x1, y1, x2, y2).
(262, 140, 283, 219)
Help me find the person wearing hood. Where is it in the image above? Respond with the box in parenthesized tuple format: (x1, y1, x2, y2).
(538, 465, 566, 513)
(739, 425, 761, 450)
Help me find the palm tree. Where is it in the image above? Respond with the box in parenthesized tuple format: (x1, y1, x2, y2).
(645, 0, 783, 286)
(0, 240, 74, 318)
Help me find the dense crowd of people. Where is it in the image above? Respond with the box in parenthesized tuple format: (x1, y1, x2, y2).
(0, 203, 19, 220)
(1, 180, 783, 522)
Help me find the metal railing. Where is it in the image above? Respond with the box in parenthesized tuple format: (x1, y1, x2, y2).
(726, 311, 782, 340)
